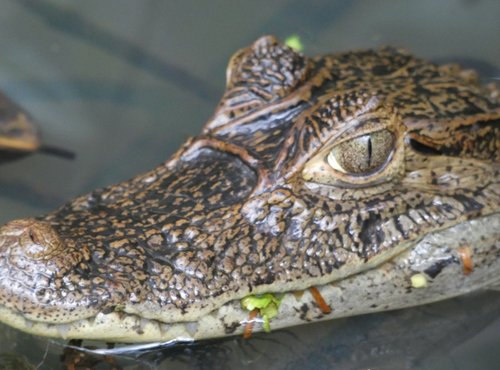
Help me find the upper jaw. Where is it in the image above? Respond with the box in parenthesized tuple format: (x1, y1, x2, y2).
(0, 147, 261, 325)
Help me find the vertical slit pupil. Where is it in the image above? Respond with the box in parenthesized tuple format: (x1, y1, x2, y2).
(367, 136, 373, 167)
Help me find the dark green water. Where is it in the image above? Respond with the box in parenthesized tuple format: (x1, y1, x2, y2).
(0, 0, 499, 368)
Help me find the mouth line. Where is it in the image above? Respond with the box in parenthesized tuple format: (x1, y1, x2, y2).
(0, 287, 326, 343)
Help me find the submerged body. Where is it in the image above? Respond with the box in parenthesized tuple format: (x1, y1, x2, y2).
(0, 36, 499, 342)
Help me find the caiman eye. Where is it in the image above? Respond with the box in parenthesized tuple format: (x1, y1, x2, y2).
(301, 104, 405, 189)
(302, 124, 404, 189)
(327, 130, 394, 175)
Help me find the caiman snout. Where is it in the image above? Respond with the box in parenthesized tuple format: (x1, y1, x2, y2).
(0, 147, 261, 329)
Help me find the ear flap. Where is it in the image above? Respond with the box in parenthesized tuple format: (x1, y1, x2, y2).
(206, 36, 311, 130)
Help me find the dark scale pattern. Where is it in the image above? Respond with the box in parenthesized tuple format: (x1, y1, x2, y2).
(206, 35, 311, 130)
(227, 36, 309, 98)
(0, 36, 499, 326)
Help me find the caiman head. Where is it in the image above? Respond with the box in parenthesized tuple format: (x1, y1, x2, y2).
(0, 36, 499, 343)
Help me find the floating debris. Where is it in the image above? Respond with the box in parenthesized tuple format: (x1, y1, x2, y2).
(411, 273, 428, 289)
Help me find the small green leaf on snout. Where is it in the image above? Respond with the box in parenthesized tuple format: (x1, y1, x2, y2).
(241, 293, 283, 333)
(284, 35, 303, 52)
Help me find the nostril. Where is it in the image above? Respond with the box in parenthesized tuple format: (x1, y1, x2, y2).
(0, 219, 90, 289)
(24, 222, 64, 260)
(28, 228, 40, 245)
(0, 218, 64, 260)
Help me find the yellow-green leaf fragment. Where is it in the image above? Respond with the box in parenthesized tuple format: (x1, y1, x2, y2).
(241, 294, 273, 311)
(260, 300, 279, 319)
(241, 293, 283, 333)
(411, 273, 428, 288)
(262, 315, 271, 333)
(284, 35, 303, 52)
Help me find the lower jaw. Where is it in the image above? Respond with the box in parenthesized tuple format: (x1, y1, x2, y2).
(1, 213, 499, 344)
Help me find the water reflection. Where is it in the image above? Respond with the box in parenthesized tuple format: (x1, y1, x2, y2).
(16, 0, 219, 103)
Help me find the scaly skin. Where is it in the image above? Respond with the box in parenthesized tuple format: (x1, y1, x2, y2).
(0, 36, 499, 343)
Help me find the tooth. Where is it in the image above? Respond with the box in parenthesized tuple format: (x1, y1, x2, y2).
(152, 320, 162, 335)
(57, 324, 71, 339)
(78, 318, 90, 328)
(140, 318, 149, 332)
(160, 323, 171, 335)
(293, 290, 305, 300)
(185, 322, 198, 336)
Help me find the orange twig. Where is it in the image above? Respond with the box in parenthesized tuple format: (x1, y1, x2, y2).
(309, 286, 332, 314)
(457, 246, 473, 275)
(243, 309, 259, 339)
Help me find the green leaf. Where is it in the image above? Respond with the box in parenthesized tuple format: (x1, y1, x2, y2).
(241, 293, 283, 333)
(262, 315, 271, 333)
(241, 294, 273, 311)
(260, 301, 279, 319)
(284, 35, 303, 52)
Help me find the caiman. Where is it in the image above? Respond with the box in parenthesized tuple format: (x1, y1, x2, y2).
(0, 36, 498, 343)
